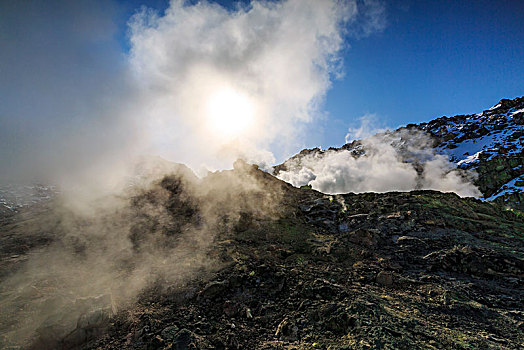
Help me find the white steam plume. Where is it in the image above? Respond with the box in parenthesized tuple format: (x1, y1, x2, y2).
(277, 128, 482, 198)
(0, 0, 388, 188)
(0, 2, 389, 346)
(127, 0, 354, 170)
(345, 112, 387, 142)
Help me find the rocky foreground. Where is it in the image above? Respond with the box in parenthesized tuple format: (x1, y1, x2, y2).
(1, 162, 523, 349)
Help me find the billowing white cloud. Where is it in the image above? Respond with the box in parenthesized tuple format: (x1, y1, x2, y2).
(345, 112, 387, 143)
(127, 0, 355, 169)
(277, 129, 482, 198)
(0, 0, 387, 187)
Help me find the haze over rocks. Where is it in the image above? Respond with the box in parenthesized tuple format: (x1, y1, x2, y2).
(0, 157, 523, 349)
(274, 96, 524, 210)
(0, 97, 523, 349)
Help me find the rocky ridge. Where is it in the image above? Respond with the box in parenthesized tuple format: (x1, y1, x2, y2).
(274, 96, 524, 210)
(418, 97, 524, 208)
(1, 162, 523, 349)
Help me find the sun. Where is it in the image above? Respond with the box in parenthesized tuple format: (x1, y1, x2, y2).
(207, 88, 254, 138)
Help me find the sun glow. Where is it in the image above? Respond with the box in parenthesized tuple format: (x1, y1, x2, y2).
(207, 89, 254, 138)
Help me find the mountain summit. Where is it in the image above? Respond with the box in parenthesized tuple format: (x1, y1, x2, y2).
(418, 97, 524, 208)
(275, 96, 524, 210)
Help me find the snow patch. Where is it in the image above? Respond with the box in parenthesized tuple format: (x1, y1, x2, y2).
(485, 177, 523, 201)
(457, 151, 482, 166)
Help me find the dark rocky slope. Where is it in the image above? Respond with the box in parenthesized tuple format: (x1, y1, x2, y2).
(1, 162, 523, 349)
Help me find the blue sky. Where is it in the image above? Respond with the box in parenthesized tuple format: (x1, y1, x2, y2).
(112, 0, 524, 148)
(323, 0, 524, 146)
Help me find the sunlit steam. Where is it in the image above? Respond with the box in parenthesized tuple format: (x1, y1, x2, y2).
(127, 0, 356, 169)
(207, 88, 255, 139)
(276, 128, 481, 198)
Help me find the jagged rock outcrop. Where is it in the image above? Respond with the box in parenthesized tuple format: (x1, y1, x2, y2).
(274, 96, 524, 210)
(92, 169, 524, 349)
(418, 97, 524, 209)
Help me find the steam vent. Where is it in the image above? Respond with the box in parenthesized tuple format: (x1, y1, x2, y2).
(1, 95, 524, 348)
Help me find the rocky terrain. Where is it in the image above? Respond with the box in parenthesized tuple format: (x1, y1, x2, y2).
(418, 96, 524, 209)
(274, 96, 524, 210)
(1, 161, 523, 349)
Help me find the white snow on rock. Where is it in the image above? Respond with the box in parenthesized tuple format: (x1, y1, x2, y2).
(486, 176, 524, 201)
